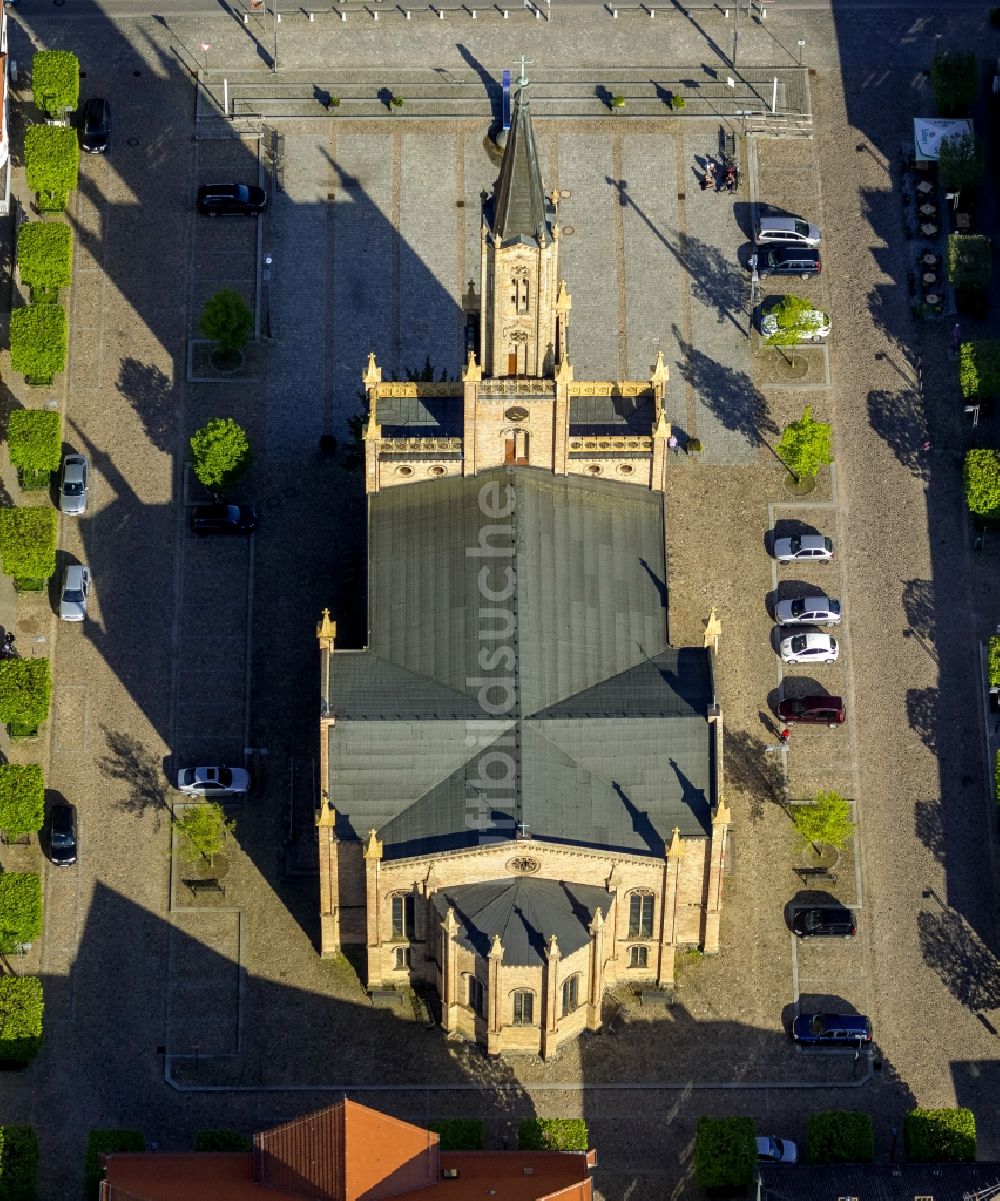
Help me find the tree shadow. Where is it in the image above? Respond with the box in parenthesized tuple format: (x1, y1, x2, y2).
(918, 905, 1000, 1015)
(96, 725, 170, 828)
(866, 388, 929, 479)
(913, 797, 946, 867)
(901, 578, 935, 643)
(673, 324, 777, 448)
(722, 727, 787, 825)
(905, 686, 938, 753)
(116, 358, 175, 456)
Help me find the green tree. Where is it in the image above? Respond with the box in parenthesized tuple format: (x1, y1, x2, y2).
(904, 1108, 975, 1163)
(0, 1125, 39, 1201)
(0, 765, 45, 839)
(190, 418, 252, 491)
(930, 50, 977, 116)
(0, 875, 42, 953)
(0, 976, 44, 1068)
(194, 1130, 252, 1152)
(762, 294, 828, 364)
(938, 132, 985, 194)
(198, 288, 253, 360)
(10, 304, 67, 384)
(693, 1116, 756, 1189)
(173, 802, 236, 866)
(0, 508, 57, 590)
(958, 342, 1000, 400)
(792, 789, 855, 852)
(774, 404, 834, 484)
(31, 50, 79, 118)
(427, 1120, 485, 1150)
(517, 1119, 588, 1151)
(806, 1111, 874, 1164)
(990, 634, 1000, 687)
(0, 659, 52, 736)
(17, 221, 73, 298)
(84, 1131, 144, 1201)
(964, 450, 1000, 523)
(7, 410, 62, 490)
(23, 126, 78, 212)
(947, 233, 991, 290)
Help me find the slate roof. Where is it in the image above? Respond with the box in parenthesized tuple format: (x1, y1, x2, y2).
(374, 393, 463, 437)
(328, 467, 716, 859)
(758, 1164, 1000, 1201)
(491, 86, 552, 247)
(433, 878, 614, 966)
(569, 393, 655, 436)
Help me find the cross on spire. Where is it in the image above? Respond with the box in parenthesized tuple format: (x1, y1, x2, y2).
(516, 54, 532, 89)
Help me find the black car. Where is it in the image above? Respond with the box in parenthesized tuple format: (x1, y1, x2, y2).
(197, 183, 268, 217)
(190, 503, 258, 535)
(50, 803, 77, 866)
(755, 244, 822, 279)
(792, 905, 857, 939)
(792, 1012, 872, 1046)
(81, 97, 111, 153)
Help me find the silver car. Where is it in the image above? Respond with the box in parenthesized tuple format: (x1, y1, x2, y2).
(176, 766, 251, 797)
(779, 630, 839, 664)
(772, 533, 834, 564)
(59, 565, 91, 622)
(58, 454, 89, 515)
(755, 215, 821, 247)
(775, 594, 842, 627)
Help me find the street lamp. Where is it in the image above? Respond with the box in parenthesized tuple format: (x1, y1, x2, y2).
(797, 38, 805, 65)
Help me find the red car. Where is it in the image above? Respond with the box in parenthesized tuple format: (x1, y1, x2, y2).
(777, 695, 845, 726)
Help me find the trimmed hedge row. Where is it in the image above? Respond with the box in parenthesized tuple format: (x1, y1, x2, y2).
(84, 1130, 145, 1201)
(904, 1108, 975, 1163)
(0, 1125, 38, 1200)
(517, 1119, 588, 1151)
(0, 977, 43, 1069)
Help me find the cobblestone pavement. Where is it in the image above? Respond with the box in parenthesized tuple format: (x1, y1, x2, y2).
(1, 3, 999, 1198)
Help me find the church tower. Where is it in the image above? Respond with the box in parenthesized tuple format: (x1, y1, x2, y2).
(480, 72, 563, 378)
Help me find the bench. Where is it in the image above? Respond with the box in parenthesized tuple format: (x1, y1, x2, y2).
(184, 877, 226, 896)
(795, 867, 837, 885)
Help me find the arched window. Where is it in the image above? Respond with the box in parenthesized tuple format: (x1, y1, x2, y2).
(518, 278, 530, 314)
(468, 975, 486, 1018)
(512, 990, 535, 1025)
(628, 945, 648, 969)
(628, 891, 654, 938)
(561, 974, 580, 1016)
(391, 893, 415, 939)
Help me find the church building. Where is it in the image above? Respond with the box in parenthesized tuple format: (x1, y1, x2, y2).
(315, 77, 730, 1059)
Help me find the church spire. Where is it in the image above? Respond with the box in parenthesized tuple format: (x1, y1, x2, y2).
(491, 75, 550, 246)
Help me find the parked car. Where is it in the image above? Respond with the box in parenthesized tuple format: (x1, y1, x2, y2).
(792, 1013, 872, 1046)
(792, 905, 857, 939)
(197, 183, 268, 217)
(777, 695, 846, 726)
(49, 802, 77, 866)
(772, 533, 834, 564)
(755, 215, 821, 247)
(190, 503, 258, 536)
(779, 630, 839, 664)
(760, 307, 830, 341)
(176, 766, 251, 797)
(58, 454, 89, 515)
(80, 97, 111, 153)
(59, 565, 91, 622)
(754, 245, 822, 279)
(756, 1136, 798, 1164)
(775, 594, 841, 627)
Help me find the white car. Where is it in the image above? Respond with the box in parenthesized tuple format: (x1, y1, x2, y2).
(176, 766, 250, 797)
(755, 215, 821, 247)
(779, 630, 839, 664)
(775, 594, 842, 627)
(59, 565, 91, 622)
(772, 533, 834, 565)
(760, 308, 830, 341)
(756, 1136, 798, 1165)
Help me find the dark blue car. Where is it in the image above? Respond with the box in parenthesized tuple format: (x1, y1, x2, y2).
(792, 1013, 871, 1046)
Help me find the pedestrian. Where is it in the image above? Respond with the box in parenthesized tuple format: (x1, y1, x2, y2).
(701, 162, 716, 191)
(779, 728, 790, 745)
(921, 439, 932, 451)
(724, 165, 737, 192)
(668, 433, 679, 454)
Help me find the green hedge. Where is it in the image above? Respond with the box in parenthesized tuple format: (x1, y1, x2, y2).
(84, 1131, 145, 1201)
(23, 126, 78, 213)
(694, 1116, 756, 1189)
(0, 765, 44, 838)
(17, 221, 72, 295)
(806, 1111, 874, 1164)
(427, 1120, 485, 1151)
(9, 304, 67, 384)
(939, 133, 985, 193)
(0, 508, 57, 587)
(959, 342, 1000, 400)
(0, 977, 43, 1069)
(193, 1130, 252, 1152)
(517, 1119, 588, 1151)
(964, 450, 1000, 525)
(904, 1108, 975, 1162)
(0, 659, 52, 733)
(31, 50, 79, 117)
(7, 410, 62, 489)
(947, 234, 991, 291)
(0, 1125, 38, 1200)
(930, 49, 977, 117)
(0, 874, 42, 952)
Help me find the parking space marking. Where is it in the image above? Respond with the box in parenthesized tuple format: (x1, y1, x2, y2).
(53, 685, 91, 753)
